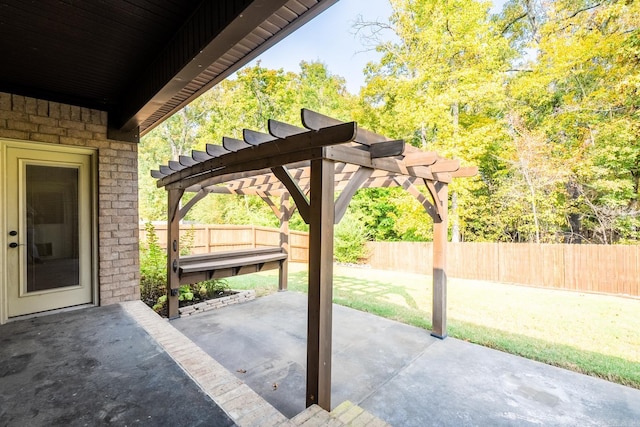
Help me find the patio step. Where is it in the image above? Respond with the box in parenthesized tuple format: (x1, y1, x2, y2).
(290, 401, 390, 427)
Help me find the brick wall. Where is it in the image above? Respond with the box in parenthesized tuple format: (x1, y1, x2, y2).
(0, 92, 140, 305)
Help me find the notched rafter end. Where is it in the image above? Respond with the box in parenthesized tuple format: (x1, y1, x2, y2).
(370, 139, 405, 159)
(451, 166, 479, 178)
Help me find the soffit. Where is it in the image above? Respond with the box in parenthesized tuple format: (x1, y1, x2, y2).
(0, 0, 336, 140)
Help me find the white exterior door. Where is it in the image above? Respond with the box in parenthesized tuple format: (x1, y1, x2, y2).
(3, 143, 94, 319)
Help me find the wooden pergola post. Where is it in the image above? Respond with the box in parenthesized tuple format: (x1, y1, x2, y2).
(278, 192, 290, 291)
(167, 188, 184, 320)
(306, 158, 335, 410)
(431, 183, 448, 339)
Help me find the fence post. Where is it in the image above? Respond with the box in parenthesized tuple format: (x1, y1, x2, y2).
(252, 225, 257, 248)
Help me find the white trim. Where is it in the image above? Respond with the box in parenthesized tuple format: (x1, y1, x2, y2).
(3, 303, 94, 323)
(0, 142, 6, 324)
(0, 137, 98, 324)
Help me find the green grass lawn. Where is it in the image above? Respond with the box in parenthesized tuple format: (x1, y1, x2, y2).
(226, 262, 640, 389)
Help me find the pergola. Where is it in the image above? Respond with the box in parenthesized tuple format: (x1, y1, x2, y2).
(153, 108, 476, 410)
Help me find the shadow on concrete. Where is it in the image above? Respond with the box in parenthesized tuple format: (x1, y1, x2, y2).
(0, 305, 235, 427)
(173, 291, 640, 427)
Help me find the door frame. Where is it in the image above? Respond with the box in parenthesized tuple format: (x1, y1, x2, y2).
(0, 138, 98, 324)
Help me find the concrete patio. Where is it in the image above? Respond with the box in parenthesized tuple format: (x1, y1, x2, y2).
(1, 292, 639, 426)
(0, 304, 234, 426)
(173, 291, 640, 426)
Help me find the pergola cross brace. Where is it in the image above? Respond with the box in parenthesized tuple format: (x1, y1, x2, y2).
(152, 108, 476, 411)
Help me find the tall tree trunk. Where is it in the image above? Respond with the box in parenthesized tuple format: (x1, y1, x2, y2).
(523, 169, 541, 243)
(451, 191, 460, 242)
(566, 181, 582, 243)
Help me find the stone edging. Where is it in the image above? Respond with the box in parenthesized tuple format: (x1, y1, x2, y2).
(120, 299, 292, 426)
(178, 290, 256, 317)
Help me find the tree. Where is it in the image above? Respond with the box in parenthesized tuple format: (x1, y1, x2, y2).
(139, 61, 356, 228)
(355, 0, 514, 241)
(504, 0, 640, 243)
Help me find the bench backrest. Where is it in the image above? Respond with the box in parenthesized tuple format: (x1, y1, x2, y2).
(180, 247, 283, 264)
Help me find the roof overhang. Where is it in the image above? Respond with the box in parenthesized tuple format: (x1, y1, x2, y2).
(0, 0, 337, 142)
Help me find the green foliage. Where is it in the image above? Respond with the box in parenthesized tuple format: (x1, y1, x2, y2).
(150, 280, 230, 313)
(140, 222, 230, 313)
(140, 222, 166, 304)
(334, 213, 370, 263)
(199, 279, 230, 298)
(350, 188, 401, 241)
(138, 2, 640, 244)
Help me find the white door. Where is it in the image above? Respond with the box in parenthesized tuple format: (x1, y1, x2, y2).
(5, 145, 93, 318)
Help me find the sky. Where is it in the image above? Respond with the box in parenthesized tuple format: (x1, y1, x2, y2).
(248, 0, 507, 94)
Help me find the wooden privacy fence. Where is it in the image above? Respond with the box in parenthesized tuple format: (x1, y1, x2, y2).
(140, 223, 309, 263)
(140, 224, 638, 297)
(366, 242, 640, 297)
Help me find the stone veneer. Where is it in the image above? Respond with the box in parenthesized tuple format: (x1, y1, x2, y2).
(178, 290, 256, 316)
(0, 92, 139, 305)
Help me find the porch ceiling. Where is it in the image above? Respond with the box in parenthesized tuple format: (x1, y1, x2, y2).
(0, 0, 336, 141)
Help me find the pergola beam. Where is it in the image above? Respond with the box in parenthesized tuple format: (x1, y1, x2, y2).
(158, 122, 356, 188)
(395, 176, 440, 222)
(179, 190, 208, 220)
(325, 145, 451, 183)
(271, 166, 311, 224)
(334, 167, 373, 223)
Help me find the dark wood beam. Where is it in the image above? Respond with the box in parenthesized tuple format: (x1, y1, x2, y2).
(425, 180, 444, 219)
(306, 158, 335, 410)
(370, 140, 405, 158)
(325, 145, 452, 183)
(334, 167, 373, 223)
(269, 119, 308, 138)
(167, 188, 184, 320)
(173, 145, 319, 192)
(179, 190, 208, 220)
(192, 161, 311, 191)
(395, 176, 440, 222)
(244, 129, 276, 145)
(159, 122, 356, 188)
(302, 108, 389, 146)
(256, 191, 281, 218)
(271, 166, 311, 224)
(207, 144, 230, 157)
(223, 137, 251, 152)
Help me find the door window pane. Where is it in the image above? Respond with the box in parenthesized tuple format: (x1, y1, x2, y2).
(26, 165, 79, 292)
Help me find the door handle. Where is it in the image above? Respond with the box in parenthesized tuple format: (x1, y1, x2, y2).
(8, 242, 24, 248)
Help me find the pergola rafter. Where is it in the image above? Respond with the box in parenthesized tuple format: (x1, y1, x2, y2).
(153, 108, 477, 411)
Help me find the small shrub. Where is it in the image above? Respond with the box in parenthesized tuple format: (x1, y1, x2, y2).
(140, 222, 166, 305)
(199, 278, 230, 298)
(334, 213, 370, 263)
(140, 222, 232, 315)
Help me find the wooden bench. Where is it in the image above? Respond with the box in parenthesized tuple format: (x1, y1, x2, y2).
(178, 247, 288, 287)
